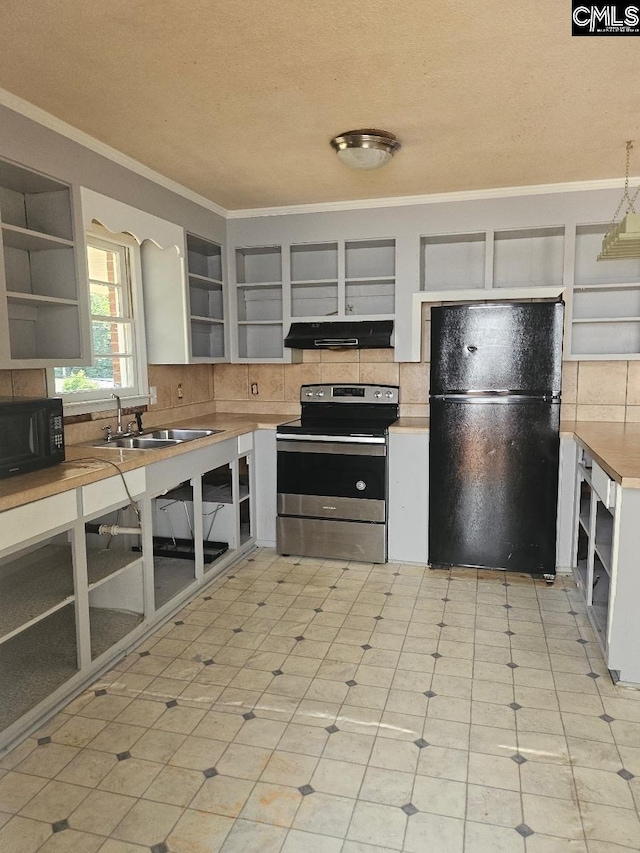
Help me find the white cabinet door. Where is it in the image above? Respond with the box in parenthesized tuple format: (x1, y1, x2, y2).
(388, 432, 429, 563)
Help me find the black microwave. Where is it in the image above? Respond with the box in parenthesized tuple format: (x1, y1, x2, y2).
(0, 396, 65, 479)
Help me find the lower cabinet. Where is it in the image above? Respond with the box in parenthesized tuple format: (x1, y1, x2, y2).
(0, 435, 255, 753)
(572, 444, 640, 686)
(388, 432, 429, 564)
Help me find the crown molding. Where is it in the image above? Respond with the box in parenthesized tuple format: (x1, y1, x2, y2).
(2, 89, 638, 222)
(0, 88, 228, 219)
(227, 177, 640, 219)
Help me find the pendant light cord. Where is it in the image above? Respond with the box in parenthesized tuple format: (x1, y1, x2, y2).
(612, 140, 640, 223)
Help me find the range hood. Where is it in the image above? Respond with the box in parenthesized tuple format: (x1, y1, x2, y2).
(284, 320, 394, 350)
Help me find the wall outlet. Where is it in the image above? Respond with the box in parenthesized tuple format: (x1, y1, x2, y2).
(177, 383, 183, 400)
(149, 386, 157, 405)
(251, 382, 259, 395)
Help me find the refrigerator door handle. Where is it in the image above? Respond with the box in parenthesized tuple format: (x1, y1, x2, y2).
(430, 393, 561, 403)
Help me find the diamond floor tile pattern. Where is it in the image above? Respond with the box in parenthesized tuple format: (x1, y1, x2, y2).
(1, 548, 640, 851)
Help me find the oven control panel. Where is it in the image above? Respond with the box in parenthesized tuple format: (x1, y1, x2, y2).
(300, 384, 399, 404)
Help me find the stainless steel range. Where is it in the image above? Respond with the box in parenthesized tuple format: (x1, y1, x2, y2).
(276, 383, 399, 563)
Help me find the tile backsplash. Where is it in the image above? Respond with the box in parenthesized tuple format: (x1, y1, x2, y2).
(2, 352, 639, 447)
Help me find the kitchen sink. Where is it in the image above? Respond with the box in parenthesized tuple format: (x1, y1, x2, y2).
(91, 427, 224, 450)
(147, 428, 223, 441)
(94, 437, 184, 449)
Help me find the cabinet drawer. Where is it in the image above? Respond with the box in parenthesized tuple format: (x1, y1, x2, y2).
(82, 469, 146, 516)
(592, 461, 616, 510)
(0, 491, 78, 552)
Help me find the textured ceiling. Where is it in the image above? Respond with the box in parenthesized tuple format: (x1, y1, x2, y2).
(0, 0, 638, 210)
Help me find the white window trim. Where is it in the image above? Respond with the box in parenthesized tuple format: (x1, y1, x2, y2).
(46, 189, 185, 415)
(47, 227, 149, 413)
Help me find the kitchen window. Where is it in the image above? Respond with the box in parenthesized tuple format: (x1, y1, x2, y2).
(47, 228, 148, 411)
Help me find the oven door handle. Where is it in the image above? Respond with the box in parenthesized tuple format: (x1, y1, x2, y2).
(276, 433, 386, 444)
(276, 439, 387, 456)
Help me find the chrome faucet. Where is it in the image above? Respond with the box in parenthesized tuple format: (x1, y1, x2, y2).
(101, 394, 141, 442)
(112, 393, 124, 436)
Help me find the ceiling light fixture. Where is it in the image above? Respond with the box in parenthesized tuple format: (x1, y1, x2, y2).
(599, 140, 640, 260)
(330, 129, 400, 170)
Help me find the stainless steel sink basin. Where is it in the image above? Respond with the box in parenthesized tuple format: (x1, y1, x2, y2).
(91, 427, 223, 450)
(93, 437, 183, 449)
(147, 428, 223, 441)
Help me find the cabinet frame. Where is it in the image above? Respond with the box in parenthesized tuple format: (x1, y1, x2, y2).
(229, 237, 397, 362)
(571, 439, 640, 686)
(0, 158, 90, 368)
(0, 436, 257, 755)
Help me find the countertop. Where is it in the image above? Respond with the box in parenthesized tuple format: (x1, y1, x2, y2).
(569, 421, 640, 489)
(0, 413, 283, 513)
(1, 413, 639, 513)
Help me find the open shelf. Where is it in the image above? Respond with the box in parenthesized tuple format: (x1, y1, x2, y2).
(189, 281, 223, 320)
(0, 542, 74, 643)
(185, 234, 225, 362)
(240, 499, 251, 545)
(90, 607, 144, 660)
(87, 550, 144, 590)
(0, 603, 78, 734)
(291, 281, 338, 318)
(594, 503, 613, 575)
(0, 161, 72, 241)
(493, 227, 564, 288)
(575, 558, 588, 592)
(421, 232, 486, 290)
(291, 242, 338, 282)
(7, 292, 78, 307)
(154, 557, 196, 609)
(237, 286, 282, 322)
(89, 559, 145, 659)
(186, 234, 222, 281)
(569, 224, 640, 357)
(152, 482, 197, 608)
(191, 320, 225, 359)
(571, 320, 640, 356)
(236, 246, 282, 285)
(575, 224, 640, 286)
(8, 297, 81, 361)
(345, 239, 395, 278)
(345, 279, 395, 315)
(237, 322, 283, 359)
(2, 223, 73, 252)
(590, 557, 610, 649)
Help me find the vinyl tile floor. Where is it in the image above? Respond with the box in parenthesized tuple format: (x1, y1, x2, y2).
(2, 549, 640, 853)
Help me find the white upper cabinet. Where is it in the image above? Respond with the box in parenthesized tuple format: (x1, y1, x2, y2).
(186, 234, 226, 361)
(229, 238, 396, 362)
(569, 223, 640, 359)
(0, 158, 88, 367)
(234, 245, 285, 361)
(142, 230, 227, 364)
(420, 227, 564, 292)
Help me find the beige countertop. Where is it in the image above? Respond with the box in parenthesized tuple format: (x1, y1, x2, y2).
(1, 413, 639, 513)
(0, 413, 283, 513)
(569, 421, 640, 489)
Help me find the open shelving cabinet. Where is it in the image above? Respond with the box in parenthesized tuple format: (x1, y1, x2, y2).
(0, 527, 80, 738)
(572, 448, 614, 654)
(570, 223, 640, 358)
(231, 238, 396, 361)
(187, 233, 226, 361)
(0, 157, 86, 367)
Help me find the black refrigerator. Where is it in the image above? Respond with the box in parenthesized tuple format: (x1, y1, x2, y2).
(428, 301, 564, 577)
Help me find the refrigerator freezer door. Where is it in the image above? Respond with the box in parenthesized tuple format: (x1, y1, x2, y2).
(428, 398, 559, 574)
(430, 302, 564, 396)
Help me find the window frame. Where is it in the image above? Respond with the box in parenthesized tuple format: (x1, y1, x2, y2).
(47, 226, 149, 413)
